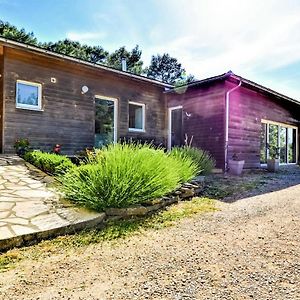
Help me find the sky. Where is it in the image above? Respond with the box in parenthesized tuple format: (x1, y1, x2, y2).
(1, 0, 300, 99)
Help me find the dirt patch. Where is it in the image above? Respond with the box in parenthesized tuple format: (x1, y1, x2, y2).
(0, 166, 300, 299)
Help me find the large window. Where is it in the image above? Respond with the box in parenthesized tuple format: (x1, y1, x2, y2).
(260, 120, 298, 164)
(129, 101, 145, 132)
(16, 80, 42, 110)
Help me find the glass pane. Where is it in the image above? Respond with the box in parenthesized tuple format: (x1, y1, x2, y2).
(129, 104, 143, 130)
(95, 99, 115, 148)
(268, 124, 279, 159)
(279, 127, 287, 163)
(288, 128, 297, 163)
(17, 83, 39, 106)
(171, 108, 183, 147)
(260, 123, 267, 164)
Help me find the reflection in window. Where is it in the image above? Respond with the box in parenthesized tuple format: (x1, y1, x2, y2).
(260, 123, 267, 164)
(288, 128, 297, 163)
(279, 127, 287, 163)
(16, 80, 42, 110)
(129, 102, 145, 131)
(260, 121, 297, 164)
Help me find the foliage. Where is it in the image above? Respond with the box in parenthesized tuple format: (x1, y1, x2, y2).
(145, 53, 195, 84)
(14, 138, 30, 151)
(60, 143, 197, 211)
(24, 151, 74, 175)
(106, 45, 143, 74)
(0, 20, 38, 45)
(0, 20, 195, 80)
(170, 146, 216, 175)
(41, 39, 108, 64)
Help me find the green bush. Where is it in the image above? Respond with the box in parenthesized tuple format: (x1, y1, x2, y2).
(60, 143, 197, 211)
(24, 151, 74, 175)
(170, 146, 216, 175)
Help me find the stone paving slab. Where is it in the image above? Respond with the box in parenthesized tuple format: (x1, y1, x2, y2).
(0, 155, 106, 251)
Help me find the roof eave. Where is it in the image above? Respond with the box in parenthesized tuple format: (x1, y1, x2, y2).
(228, 74, 300, 106)
(0, 37, 173, 88)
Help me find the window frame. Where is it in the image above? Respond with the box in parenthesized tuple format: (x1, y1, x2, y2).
(94, 95, 118, 145)
(16, 80, 42, 111)
(261, 119, 298, 165)
(128, 101, 146, 132)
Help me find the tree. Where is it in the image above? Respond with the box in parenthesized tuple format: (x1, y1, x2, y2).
(106, 45, 143, 74)
(41, 39, 108, 64)
(145, 53, 195, 85)
(0, 20, 38, 45)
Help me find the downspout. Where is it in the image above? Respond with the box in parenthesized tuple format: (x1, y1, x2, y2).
(225, 80, 242, 172)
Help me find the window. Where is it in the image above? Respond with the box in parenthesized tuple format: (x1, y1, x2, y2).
(16, 80, 42, 110)
(129, 101, 145, 132)
(260, 120, 298, 164)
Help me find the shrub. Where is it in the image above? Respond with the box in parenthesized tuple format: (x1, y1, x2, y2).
(60, 143, 197, 211)
(170, 146, 216, 175)
(24, 151, 74, 175)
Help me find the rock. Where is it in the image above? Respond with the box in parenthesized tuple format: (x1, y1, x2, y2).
(142, 198, 164, 206)
(180, 188, 195, 199)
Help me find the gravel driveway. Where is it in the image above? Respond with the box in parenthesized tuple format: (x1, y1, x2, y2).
(0, 168, 300, 300)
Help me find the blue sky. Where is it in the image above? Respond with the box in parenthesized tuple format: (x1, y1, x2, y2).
(1, 0, 300, 99)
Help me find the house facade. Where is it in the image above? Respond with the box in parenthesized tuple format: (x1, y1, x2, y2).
(0, 38, 299, 170)
(166, 73, 300, 169)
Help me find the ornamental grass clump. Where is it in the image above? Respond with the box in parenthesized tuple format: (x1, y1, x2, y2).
(60, 143, 197, 211)
(170, 146, 216, 175)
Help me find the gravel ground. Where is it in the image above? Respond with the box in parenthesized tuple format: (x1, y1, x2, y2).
(0, 167, 300, 300)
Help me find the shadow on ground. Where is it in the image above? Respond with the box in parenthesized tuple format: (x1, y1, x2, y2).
(203, 165, 300, 203)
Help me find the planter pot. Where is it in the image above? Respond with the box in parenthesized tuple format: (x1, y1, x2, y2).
(228, 160, 245, 175)
(267, 158, 280, 172)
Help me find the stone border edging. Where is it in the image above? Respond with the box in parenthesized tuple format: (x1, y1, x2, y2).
(0, 175, 205, 252)
(0, 213, 106, 252)
(104, 175, 206, 218)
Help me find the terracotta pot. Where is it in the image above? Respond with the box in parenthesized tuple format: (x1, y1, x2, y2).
(267, 158, 280, 172)
(228, 160, 245, 175)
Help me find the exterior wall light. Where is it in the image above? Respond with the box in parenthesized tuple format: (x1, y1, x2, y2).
(81, 85, 89, 94)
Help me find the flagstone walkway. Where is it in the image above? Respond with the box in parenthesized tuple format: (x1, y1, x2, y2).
(0, 155, 105, 250)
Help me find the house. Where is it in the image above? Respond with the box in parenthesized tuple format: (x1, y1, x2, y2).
(0, 37, 299, 170)
(166, 72, 300, 169)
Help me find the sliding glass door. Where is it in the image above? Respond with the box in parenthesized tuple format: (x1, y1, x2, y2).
(95, 96, 117, 148)
(260, 120, 298, 164)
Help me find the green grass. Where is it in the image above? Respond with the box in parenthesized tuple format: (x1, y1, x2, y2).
(0, 197, 216, 272)
(170, 146, 216, 175)
(60, 143, 198, 211)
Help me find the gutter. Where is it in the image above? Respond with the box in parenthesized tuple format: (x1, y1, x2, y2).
(224, 80, 242, 171)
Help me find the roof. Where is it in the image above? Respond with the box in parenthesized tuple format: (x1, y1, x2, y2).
(167, 70, 300, 106)
(0, 37, 173, 88)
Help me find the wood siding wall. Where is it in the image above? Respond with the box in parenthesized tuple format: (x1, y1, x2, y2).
(0, 46, 3, 151)
(226, 81, 300, 168)
(166, 82, 226, 169)
(2, 47, 167, 154)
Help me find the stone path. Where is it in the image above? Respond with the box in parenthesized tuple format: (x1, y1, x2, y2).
(0, 155, 105, 250)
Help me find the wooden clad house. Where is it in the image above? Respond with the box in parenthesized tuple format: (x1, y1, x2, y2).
(166, 72, 300, 169)
(0, 38, 299, 170)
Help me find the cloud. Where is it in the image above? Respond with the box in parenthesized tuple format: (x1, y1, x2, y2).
(66, 31, 106, 44)
(140, 0, 300, 98)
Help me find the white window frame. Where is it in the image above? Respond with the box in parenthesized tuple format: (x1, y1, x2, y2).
(168, 105, 183, 150)
(94, 95, 118, 143)
(261, 119, 298, 166)
(128, 101, 145, 132)
(16, 80, 42, 111)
